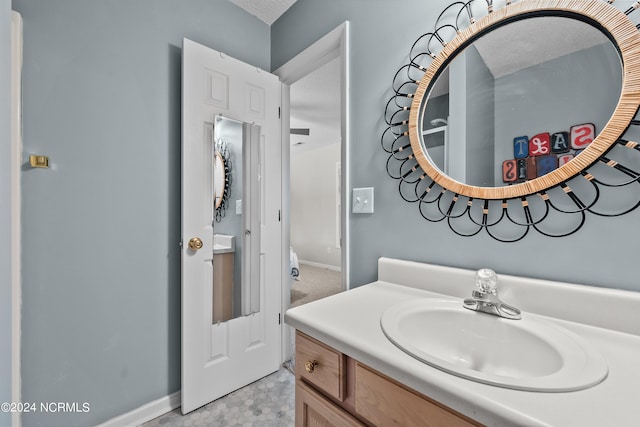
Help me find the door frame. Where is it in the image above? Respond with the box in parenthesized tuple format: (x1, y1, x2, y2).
(10, 10, 23, 427)
(274, 21, 350, 362)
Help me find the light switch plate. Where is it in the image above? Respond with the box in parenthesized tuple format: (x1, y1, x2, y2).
(236, 200, 242, 215)
(352, 187, 374, 214)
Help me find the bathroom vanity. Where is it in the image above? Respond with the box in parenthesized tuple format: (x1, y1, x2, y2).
(295, 331, 479, 426)
(285, 258, 640, 426)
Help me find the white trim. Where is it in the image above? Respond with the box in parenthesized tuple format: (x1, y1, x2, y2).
(299, 259, 342, 272)
(340, 23, 351, 292)
(274, 21, 350, 364)
(335, 161, 341, 249)
(94, 391, 181, 427)
(279, 83, 292, 363)
(10, 11, 22, 427)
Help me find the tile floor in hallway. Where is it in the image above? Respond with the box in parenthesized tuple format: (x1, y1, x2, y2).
(144, 367, 295, 427)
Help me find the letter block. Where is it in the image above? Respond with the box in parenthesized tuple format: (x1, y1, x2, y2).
(502, 159, 517, 182)
(529, 133, 551, 156)
(513, 136, 529, 159)
(570, 123, 595, 149)
(517, 159, 527, 181)
(551, 132, 569, 153)
(558, 154, 574, 167)
(536, 155, 557, 176)
(526, 157, 537, 180)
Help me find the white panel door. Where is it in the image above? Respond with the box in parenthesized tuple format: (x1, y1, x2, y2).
(181, 38, 282, 414)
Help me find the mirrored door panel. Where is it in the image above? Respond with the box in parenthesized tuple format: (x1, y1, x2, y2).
(212, 116, 261, 323)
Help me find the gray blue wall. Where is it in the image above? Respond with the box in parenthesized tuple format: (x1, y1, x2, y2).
(272, 0, 640, 292)
(1, 1, 13, 426)
(465, 45, 495, 187)
(11, 0, 269, 425)
(494, 42, 621, 181)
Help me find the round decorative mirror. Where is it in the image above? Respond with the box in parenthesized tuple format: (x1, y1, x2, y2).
(213, 151, 225, 210)
(383, 0, 640, 241)
(213, 141, 231, 222)
(420, 16, 622, 189)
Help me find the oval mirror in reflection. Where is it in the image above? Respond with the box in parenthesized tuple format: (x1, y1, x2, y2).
(420, 16, 622, 188)
(213, 151, 225, 210)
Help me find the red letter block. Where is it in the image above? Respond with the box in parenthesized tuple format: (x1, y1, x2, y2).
(529, 133, 551, 156)
(570, 123, 595, 149)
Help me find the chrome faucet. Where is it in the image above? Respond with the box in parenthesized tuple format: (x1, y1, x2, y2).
(463, 268, 522, 320)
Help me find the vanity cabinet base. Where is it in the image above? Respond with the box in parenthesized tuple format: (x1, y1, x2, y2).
(297, 381, 365, 427)
(295, 331, 481, 427)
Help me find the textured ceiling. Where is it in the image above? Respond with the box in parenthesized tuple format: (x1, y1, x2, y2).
(229, 0, 297, 25)
(431, 16, 611, 98)
(474, 16, 610, 78)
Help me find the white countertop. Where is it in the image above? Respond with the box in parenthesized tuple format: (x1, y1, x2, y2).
(213, 244, 234, 255)
(285, 273, 640, 427)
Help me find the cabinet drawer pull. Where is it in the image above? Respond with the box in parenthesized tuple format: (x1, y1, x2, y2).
(305, 360, 319, 373)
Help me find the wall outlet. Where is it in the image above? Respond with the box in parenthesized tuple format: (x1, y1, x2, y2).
(352, 187, 374, 214)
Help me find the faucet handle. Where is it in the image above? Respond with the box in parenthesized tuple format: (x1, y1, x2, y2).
(475, 268, 498, 295)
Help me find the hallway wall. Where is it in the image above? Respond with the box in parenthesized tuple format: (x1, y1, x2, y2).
(291, 143, 341, 268)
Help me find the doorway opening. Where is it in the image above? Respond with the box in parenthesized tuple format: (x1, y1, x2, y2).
(274, 22, 350, 362)
(289, 57, 342, 308)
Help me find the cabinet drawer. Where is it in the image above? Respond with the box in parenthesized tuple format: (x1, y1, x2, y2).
(355, 363, 480, 427)
(296, 381, 365, 427)
(296, 332, 345, 401)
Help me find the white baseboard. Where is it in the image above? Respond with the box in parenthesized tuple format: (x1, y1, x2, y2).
(299, 259, 342, 272)
(94, 391, 181, 427)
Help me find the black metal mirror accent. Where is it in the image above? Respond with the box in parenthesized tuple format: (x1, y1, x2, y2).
(382, 0, 640, 242)
(213, 139, 231, 223)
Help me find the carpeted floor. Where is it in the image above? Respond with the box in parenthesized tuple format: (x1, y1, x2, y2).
(290, 263, 343, 307)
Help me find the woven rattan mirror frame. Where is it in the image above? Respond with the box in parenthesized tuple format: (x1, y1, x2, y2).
(409, 0, 640, 200)
(382, 0, 640, 241)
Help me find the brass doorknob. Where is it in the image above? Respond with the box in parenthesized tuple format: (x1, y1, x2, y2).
(305, 360, 319, 374)
(188, 237, 203, 251)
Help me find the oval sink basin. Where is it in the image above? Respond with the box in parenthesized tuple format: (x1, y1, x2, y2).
(380, 299, 607, 392)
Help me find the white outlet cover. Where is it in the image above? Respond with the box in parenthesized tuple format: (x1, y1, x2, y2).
(236, 199, 242, 215)
(352, 187, 374, 214)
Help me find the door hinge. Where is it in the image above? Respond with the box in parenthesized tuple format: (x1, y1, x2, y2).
(278, 313, 281, 324)
(278, 210, 281, 222)
(278, 107, 281, 119)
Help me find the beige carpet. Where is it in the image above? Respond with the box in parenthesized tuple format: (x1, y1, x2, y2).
(290, 263, 343, 307)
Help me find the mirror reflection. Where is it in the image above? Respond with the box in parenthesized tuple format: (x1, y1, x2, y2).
(213, 138, 232, 222)
(214, 152, 225, 209)
(421, 16, 623, 187)
(212, 116, 261, 323)
(213, 151, 225, 211)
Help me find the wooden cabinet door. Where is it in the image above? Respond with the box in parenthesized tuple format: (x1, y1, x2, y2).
(296, 382, 365, 427)
(355, 363, 480, 427)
